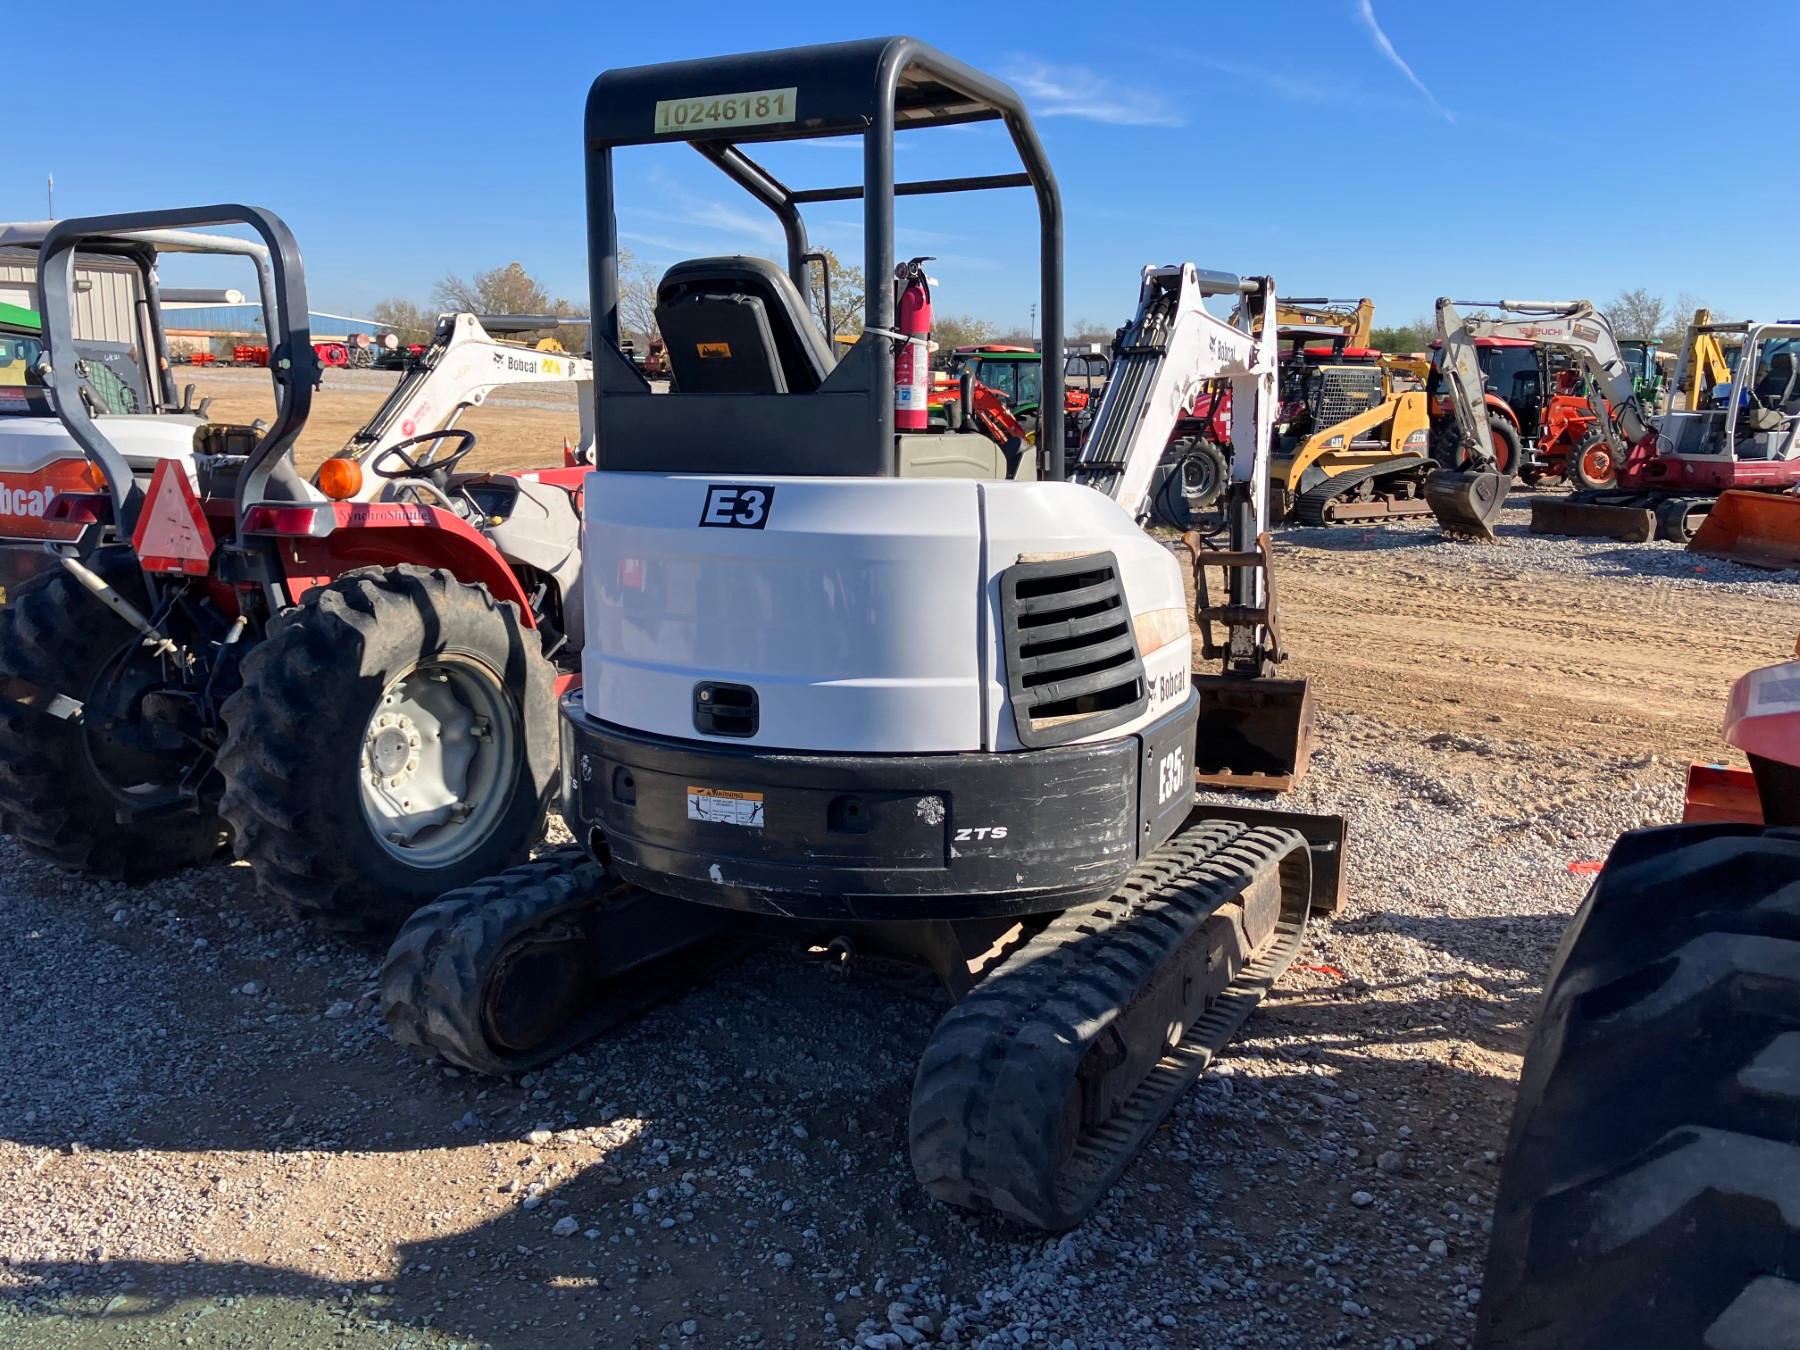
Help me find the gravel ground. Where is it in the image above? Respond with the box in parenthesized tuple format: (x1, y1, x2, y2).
(0, 723, 1672, 1350)
(0, 511, 1793, 1349)
(1280, 493, 1800, 601)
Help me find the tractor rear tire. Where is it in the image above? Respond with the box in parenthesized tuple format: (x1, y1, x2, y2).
(0, 548, 226, 879)
(1476, 824, 1800, 1349)
(1429, 415, 1521, 478)
(219, 566, 557, 934)
(1486, 415, 1523, 478)
(1566, 427, 1619, 491)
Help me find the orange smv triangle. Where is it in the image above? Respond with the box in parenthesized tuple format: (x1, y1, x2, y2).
(131, 459, 215, 576)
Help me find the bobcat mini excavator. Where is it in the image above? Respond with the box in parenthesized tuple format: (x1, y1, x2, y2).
(381, 37, 1343, 1233)
(1427, 297, 1654, 541)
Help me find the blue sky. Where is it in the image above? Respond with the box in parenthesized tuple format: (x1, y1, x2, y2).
(10, 2, 1796, 333)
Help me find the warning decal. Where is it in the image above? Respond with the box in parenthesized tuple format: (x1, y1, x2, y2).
(130, 459, 215, 575)
(686, 786, 764, 828)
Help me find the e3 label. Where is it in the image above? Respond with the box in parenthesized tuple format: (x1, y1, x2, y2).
(699, 484, 774, 529)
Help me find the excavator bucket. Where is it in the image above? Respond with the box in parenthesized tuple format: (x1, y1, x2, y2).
(1529, 496, 1655, 542)
(1425, 469, 1509, 541)
(1688, 490, 1800, 570)
(1191, 673, 1315, 791)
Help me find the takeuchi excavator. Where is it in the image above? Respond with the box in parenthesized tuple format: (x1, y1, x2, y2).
(1426, 297, 1655, 541)
(1542, 316, 1800, 548)
(380, 37, 1345, 1233)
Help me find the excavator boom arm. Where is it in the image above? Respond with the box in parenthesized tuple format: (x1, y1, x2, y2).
(1074, 263, 1276, 533)
(342, 313, 595, 492)
(1433, 299, 1654, 466)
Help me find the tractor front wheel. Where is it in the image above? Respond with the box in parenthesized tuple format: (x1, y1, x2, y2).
(1567, 427, 1620, 490)
(0, 548, 226, 878)
(219, 566, 558, 934)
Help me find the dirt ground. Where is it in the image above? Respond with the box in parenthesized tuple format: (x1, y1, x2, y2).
(0, 379, 1797, 1348)
(180, 366, 581, 477)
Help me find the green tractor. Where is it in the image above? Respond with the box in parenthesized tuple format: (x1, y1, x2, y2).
(1618, 337, 1664, 411)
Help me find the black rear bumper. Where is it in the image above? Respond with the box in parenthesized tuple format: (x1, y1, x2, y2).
(560, 694, 1198, 921)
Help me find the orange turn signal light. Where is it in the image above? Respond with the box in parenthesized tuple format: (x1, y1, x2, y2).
(317, 457, 364, 501)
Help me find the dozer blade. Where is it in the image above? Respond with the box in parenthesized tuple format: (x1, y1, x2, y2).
(1528, 496, 1654, 542)
(1689, 490, 1800, 570)
(1190, 674, 1314, 792)
(1425, 469, 1509, 541)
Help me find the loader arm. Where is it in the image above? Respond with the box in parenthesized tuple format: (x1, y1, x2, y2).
(1275, 297, 1374, 348)
(340, 312, 595, 496)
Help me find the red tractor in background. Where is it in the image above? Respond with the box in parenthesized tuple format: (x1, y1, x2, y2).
(1427, 335, 1614, 488)
(0, 206, 590, 933)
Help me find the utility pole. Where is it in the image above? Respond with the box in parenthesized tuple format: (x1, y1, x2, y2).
(46, 173, 54, 219)
(1029, 301, 1037, 347)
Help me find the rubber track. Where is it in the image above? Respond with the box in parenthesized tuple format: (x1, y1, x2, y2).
(909, 818, 1311, 1230)
(0, 550, 223, 878)
(380, 844, 619, 1075)
(1477, 824, 1800, 1349)
(1291, 455, 1433, 527)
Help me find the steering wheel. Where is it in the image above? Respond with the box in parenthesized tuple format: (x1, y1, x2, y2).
(371, 428, 478, 482)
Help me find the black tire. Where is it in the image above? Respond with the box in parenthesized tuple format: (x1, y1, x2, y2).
(1430, 415, 1520, 478)
(1477, 824, 1800, 1349)
(0, 548, 225, 878)
(1565, 426, 1619, 491)
(1150, 435, 1230, 527)
(218, 566, 557, 934)
(1486, 415, 1523, 478)
(380, 844, 611, 1075)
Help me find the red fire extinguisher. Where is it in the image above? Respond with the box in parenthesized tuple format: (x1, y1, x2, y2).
(894, 256, 935, 431)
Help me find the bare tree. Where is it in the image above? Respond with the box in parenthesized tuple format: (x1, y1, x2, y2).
(933, 313, 998, 352)
(1066, 318, 1117, 346)
(1607, 287, 1667, 341)
(617, 248, 662, 344)
(425, 262, 588, 352)
(431, 262, 555, 316)
(368, 298, 437, 342)
(805, 248, 865, 337)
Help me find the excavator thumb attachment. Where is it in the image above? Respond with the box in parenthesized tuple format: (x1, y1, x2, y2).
(1688, 490, 1800, 570)
(1425, 469, 1509, 541)
(1191, 675, 1314, 791)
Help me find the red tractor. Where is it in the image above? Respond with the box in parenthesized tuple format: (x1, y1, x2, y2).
(1427, 335, 1609, 486)
(0, 207, 587, 932)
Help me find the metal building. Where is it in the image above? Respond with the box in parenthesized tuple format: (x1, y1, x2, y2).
(0, 247, 142, 344)
(160, 303, 384, 342)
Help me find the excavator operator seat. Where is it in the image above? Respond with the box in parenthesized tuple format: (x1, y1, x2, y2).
(1754, 351, 1798, 409)
(655, 256, 834, 395)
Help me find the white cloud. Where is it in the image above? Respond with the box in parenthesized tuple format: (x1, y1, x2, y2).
(1353, 0, 1454, 123)
(1000, 60, 1184, 128)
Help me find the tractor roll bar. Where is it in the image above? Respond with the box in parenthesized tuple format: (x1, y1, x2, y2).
(585, 36, 1065, 478)
(37, 206, 317, 535)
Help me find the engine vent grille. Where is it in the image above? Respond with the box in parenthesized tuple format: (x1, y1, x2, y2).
(1311, 366, 1386, 432)
(1000, 551, 1147, 748)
